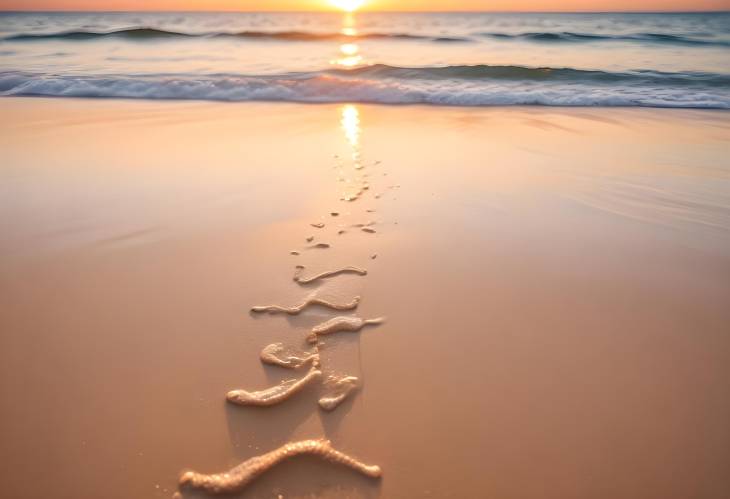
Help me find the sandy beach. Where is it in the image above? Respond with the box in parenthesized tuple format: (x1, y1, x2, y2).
(1, 98, 729, 499)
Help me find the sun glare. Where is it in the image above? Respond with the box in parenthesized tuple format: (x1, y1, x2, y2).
(340, 43, 359, 56)
(329, 0, 365, 12)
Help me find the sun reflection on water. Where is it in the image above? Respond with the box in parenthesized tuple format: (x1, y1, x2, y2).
(332, 13, 365, 68)
(333, 44, 364, 68)
(340, 43, 359, 56)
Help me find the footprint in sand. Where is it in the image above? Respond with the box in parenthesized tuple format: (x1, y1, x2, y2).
(226, 367, 321, 407)
(178, 439, 381, 495)
(293, 265, 367, 284)
(319, 375, 359, 411)
(307, 316, 385, 344)
(260, 342, 319, 369)
(251, 295, 360, 315)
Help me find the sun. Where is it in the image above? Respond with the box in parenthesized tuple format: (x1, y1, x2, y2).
(329, 0, 366, 12)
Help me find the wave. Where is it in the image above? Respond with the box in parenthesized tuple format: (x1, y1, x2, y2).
(6, 27, 729, 47)
(340, 64, 730, 87)
(479, 31, 730, 47)
(3, 27, 471, 43)
(1, 66, 728, 108)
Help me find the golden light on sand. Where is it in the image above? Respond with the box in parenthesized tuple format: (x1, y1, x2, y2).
(329, 0, 365, 12)
(341, 105, 360, 147)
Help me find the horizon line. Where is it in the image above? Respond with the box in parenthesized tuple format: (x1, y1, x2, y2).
(1, 9, 729, 14)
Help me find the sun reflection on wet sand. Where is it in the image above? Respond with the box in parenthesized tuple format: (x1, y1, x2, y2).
(341, 104, 361, 148)
(338, 104, 367, 201)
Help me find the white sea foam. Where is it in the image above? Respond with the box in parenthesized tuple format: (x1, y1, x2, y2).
(1, 71, 728, 108)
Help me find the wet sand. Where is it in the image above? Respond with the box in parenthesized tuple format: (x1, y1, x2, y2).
(0, 98, 729, 499)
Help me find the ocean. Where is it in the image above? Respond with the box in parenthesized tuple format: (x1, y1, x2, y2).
(0, 11, 729, 107)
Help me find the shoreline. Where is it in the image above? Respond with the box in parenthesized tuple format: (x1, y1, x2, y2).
(5, 94, 730, 111)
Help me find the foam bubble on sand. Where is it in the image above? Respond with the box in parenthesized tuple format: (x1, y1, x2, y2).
(319, 375, 359, 411)
(308, 316, 384, 343)
(178, 439, 381, 494)
(226, 367, 322, 406)
(260, 343, 320, 369)
(341, 185, 369, 202)
(310, 223, 325, 228)
(251, 295, 360, 315)
(293, 265, 367, 284)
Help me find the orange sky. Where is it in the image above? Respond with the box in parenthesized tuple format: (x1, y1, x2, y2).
(0, 0, 728, 11)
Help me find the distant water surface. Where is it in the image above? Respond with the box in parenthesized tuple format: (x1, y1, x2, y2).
(0, 11, 729, 107)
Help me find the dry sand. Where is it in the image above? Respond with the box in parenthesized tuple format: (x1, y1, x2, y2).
(0, 98, 729, 499)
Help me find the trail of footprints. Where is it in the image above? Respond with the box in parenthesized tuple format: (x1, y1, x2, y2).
(175, 142, 391, 496)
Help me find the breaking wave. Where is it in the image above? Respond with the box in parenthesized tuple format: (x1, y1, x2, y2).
(1, 64, 728, 108)
(3, 27, 470, 43)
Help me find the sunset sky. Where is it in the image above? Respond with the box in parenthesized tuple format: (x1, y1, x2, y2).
(1, 0, 728, 12)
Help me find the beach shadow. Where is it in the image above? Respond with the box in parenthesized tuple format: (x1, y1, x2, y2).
(318, 383, 358, 438)
(224, 380, 319, 461)
(316, 331, 363, 438)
